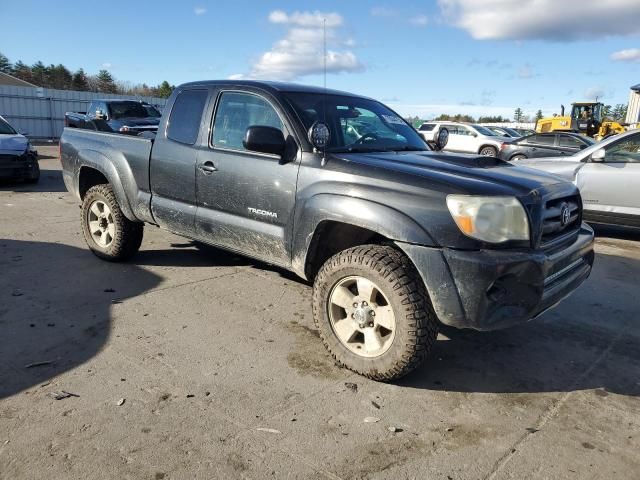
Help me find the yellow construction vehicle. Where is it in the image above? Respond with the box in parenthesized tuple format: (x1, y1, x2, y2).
(535, 102, 626, 140)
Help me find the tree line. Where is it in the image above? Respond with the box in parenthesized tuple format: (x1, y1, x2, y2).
(0, 51, 174, 98)
(406, 103, 628, 128)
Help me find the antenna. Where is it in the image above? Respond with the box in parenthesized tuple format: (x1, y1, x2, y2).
(323, 18, 327, 90)
(321, 17, 328, 166)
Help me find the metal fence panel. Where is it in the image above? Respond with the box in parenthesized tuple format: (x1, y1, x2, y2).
(0, 85, 168, 139)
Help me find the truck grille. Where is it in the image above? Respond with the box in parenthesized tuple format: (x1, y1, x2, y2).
(539, 194, 581, 247)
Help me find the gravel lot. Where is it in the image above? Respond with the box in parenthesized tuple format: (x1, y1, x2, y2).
(1, 145, 639, 479)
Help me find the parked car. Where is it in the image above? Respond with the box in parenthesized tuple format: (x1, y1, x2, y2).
(500, 132, 595, 162)
(65, 100, 161, 135)
(0, 115, 39, 183)
(417, 121, 509, 156)
(60, 80, 594, 381)
(513, 127, 536, 136)
(518, 129, 640, 228)
(486, 126, 522, 138)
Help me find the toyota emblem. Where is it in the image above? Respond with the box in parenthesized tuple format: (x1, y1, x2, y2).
(560, 204, 571, 227)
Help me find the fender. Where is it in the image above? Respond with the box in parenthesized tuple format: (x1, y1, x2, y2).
(291, 193, 436, 279)
(76, 149, 138, 221)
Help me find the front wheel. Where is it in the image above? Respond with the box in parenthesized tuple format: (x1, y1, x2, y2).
(479, 146, 497, 157)
(312, 245, 438, 381)
(81, 184, 143, 261)
(24, 162, 40, 184)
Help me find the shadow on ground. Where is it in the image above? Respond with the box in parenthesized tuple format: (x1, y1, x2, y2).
(0, 239, 162, 399)
(399, 250, 640, 396)
(0, 169, 67, 193)
(593, 223, 640, 242)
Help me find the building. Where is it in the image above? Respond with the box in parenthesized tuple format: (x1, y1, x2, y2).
(625, 83, 640, 128)
(0, 72, 37, 87)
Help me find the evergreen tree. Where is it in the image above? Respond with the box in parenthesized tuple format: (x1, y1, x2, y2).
(71, 68, 89, 91)
(0, 52, 11, 74)
(157, 81, 174, 98)
(31, 61, 47, 87)
(514, 107, 524, 122)
(12, 61, 33, 83)
(535, 110, 543, 121)
(97, 69, 117, 93)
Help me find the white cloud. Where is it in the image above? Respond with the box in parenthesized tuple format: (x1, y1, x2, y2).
(268, 10, 343, 28)
(194, 6, 206, 16)
(238, 10, 363, 81)
(438, 0, 640, 41)
(517, 64, 536, 79)
(584, 87, 605, 100)
(610, 48, 640, 62)
(410, 15, 428, 26)
(101, 62, 112, 70)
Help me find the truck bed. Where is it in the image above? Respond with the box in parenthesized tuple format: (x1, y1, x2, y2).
(60, 128, 155, 223)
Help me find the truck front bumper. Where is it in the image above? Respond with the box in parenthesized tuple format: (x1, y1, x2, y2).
(397, 223, 595, 331)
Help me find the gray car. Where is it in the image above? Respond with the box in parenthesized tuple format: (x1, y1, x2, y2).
(518, 129, 640, 228)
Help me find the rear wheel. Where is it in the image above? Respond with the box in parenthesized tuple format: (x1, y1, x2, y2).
(479, 146, 497, 157)
(81, 184, 143, 261)
(510, 154, 526, 161)
(312, 245, 438, 381)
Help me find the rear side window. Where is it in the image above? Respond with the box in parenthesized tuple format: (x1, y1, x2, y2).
(419, 124, 435, 131)
(528, 135, 555, 146)
(211, 91, 284, 151)
(167, 89, 208, 145)
(558, 135, 583, 148)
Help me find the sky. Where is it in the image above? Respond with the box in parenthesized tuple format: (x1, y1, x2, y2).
(1, 0, 639, 120)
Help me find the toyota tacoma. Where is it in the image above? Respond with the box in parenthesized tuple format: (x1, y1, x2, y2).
(60, 80, 594, 381)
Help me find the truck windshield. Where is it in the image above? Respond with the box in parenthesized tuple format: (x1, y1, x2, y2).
(285, 92, 429, 153)
(0, 117, 17, 135)
(108, 102, 156, 119)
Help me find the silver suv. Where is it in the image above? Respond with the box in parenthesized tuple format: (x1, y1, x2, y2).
(519, 129, 640, 228)
(417, 121, 509, 157)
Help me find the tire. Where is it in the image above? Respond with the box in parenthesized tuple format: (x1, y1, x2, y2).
(24, 162, 40, 184)
(510, 154, 526, 161)
(312, 244, 438, 381)
(479, 146, 497, 157)
(81, 184, 143, 261)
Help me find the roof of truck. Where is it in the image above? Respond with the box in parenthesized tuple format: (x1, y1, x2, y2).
(178, 80, 365, 99)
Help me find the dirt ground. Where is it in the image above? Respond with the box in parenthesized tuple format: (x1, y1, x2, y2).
(1, 145, 639, 479)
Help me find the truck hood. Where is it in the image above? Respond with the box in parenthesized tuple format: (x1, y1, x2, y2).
(0, 134, 28, 154)
(335, 150, 568, 196)
(514, 158, 583, 182)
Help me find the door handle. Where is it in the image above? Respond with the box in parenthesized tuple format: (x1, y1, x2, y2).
(198, 161, 217, 174)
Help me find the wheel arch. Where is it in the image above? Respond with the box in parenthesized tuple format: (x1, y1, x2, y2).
(76, 150, 136, 221)
(291, 194, 436, 280)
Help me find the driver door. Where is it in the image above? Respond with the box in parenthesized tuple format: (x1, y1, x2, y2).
(578, 132, 640, 221)
(194, 90, 300, 266)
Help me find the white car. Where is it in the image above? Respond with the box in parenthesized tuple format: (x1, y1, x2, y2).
(417, 121, 510, 157)
(518, 129, 640, 228)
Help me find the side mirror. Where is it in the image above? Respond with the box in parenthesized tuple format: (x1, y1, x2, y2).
(472, 132, 478, 137)
(591, 148, 605, 162)
(434, 127, 449, 151)
(243, 125, 286, 156)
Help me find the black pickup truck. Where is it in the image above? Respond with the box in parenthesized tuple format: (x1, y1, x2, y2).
(60, 80, 594, 381)
(64, 99, 161, 135)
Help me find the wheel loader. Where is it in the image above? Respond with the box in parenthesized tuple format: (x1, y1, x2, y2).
(535, 102, 626, 140)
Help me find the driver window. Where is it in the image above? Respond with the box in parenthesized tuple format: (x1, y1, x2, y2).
(212, 92, 284, 151)
(338, 105, 406, 144)
(604, 134, 640, 163)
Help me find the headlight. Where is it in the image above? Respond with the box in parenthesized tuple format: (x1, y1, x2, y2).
(446, 195, 530, 243)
